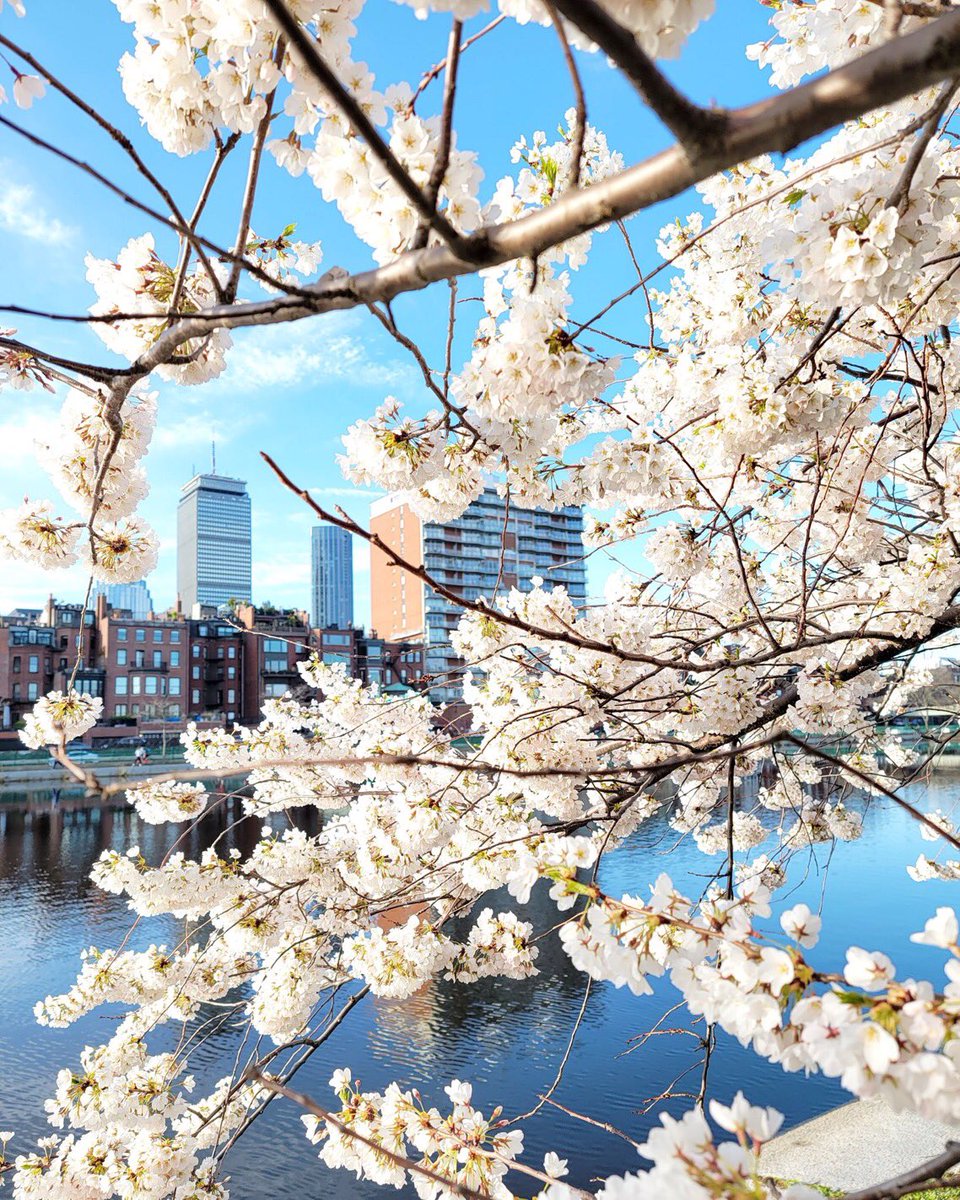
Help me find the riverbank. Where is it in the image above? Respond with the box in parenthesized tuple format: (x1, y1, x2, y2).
(760, 1096, 960, 1192)
(0, 756, 187, 793)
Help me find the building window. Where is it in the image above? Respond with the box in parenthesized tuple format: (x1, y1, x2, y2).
(131, 704, 139, 716)
(145, 676, 158, 695)
(132, 676, 142, 695)
(264, 682, 287, 697)
(170, 651, 180, 667)
(192, 666, 200, 680)
(117, 627, 127, 641)
(228, 646, 236, 659)
(27, 682, 38, 700)
(134, 650, 145, 668)
(264, 656, 287, 673)
(192, 689, 200, 704)
(227, 689, 235, 703)
(169, 678, 181, 696)
(169, 703, 180, 718)
(264, 639, 286, 653)
(116, 678, 128, 696)
(153, 651, 162, 668)
(153, 629, 163, 643)
(117, 649, 127, 666)
(114, 704, 127, 717)
(12, 656, 20, 673)
(170, 630, 181, 644)
(12, 683, 20, 700)
(135, 629, 145, 642)
(192, 644, 200, 658)
(28, 655, 38, 673)
(227, 666, 235, 679)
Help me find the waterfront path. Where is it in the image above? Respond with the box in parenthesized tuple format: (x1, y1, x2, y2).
(760, 1096, 960, 1191)
(0, 756, 186, 793)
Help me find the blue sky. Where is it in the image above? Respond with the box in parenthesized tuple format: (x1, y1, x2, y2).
(0, 0, 777, 626)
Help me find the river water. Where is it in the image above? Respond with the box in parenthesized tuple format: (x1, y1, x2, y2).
(1, 777, 959, 1198)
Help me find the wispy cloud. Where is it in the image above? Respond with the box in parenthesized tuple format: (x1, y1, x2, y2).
(0, 176, 74, 245)
(308, 485, 383, 500)
(203, 314, 420, 398)
(151, 409, 261, 452)
(0, 404, 61, 479)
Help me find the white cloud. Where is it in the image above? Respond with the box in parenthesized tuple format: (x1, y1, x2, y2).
(0, 406, 54, 472)
(0, 178, 73, 245)
(0, 558, 90, 613)
(202, 314, 420, 398)
(309, 486, 383, 500)
(253, 553, 310, 596)
(151, 409, 261, 452)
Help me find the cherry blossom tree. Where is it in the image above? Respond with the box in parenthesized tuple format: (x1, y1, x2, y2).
(5, 1, 960, 1198)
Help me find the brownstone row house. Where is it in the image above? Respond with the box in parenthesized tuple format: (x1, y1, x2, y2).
(0, 596, 425, 749)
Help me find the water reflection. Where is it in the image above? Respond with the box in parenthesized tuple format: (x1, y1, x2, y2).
(1, 777, 959, 1198)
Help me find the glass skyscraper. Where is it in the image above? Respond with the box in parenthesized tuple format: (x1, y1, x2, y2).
(311, 524, 354, 629)
(92, 579, 155, 619)
(177, 473, 252, 612)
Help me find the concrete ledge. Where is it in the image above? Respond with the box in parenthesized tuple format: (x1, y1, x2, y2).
(760, 1096, 959, 1192)
(0, 758, 186, 790)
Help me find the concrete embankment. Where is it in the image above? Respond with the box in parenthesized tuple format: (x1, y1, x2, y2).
(760, 1095, 960, 1191)
(0, 757, 189, 793)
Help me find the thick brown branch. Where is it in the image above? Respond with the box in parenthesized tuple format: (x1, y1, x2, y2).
(134, 7, 960, 369)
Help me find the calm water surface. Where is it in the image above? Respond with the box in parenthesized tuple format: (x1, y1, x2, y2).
(2, 777, 960, 1198)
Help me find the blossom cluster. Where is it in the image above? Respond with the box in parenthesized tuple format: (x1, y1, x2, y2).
(0, 385, 160, 582)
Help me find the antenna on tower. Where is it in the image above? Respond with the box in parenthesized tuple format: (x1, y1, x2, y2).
(211, 439, 217, 475)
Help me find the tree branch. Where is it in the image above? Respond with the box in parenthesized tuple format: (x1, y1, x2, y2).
(841, 1139, 960, 1200)
(544, 0, 587, 187)
(260, 0, 466, 252)
(549, 0, 726, 152)
(132, 7, 960, 368)
(411, 18, 462, 250)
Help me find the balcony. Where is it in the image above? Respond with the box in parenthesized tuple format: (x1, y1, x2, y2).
(127, 660, 169, 673)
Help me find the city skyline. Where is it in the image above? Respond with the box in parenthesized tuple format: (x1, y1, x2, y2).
(3, 477, 595, 633)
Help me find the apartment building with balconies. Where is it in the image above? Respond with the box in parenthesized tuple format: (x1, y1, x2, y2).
(369, 487, 587, 702)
